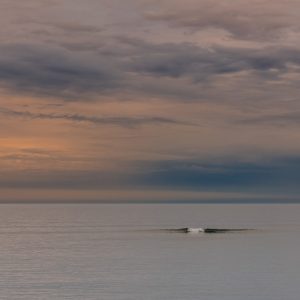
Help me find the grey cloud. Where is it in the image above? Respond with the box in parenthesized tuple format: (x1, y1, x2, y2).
(1, 38, 300, 102)
(128, 42, 300, 81)
(239, 111, 300, 126)
(2, 156, 300, 195)
(51, 22, 102, 33)
(134, 156, 300, 193)
(144, 0, 300, 40)
(0, 42, 121, 99)
(0, 169, 132, 189)
(100, 36, 300, 82)
(0, 107, 188, 127)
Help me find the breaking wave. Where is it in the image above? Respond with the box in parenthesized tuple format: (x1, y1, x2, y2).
(164, 227, 253, 233)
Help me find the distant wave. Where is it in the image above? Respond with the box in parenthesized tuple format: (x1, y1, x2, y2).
(165, 228, 253, 233)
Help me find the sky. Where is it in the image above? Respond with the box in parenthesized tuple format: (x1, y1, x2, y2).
(1, 0, 300, 202)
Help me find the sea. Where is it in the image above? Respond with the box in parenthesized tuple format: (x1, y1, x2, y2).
(0, 203, 299, 300)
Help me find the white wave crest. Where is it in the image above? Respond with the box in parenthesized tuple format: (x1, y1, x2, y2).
(186, 227, 205, 233)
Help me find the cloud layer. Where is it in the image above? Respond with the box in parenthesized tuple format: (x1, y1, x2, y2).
(145, 0, 300, 40)
(1, 0, 300, 201)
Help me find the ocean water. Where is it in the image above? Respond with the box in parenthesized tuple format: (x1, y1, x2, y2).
(0, 204, 299, 300)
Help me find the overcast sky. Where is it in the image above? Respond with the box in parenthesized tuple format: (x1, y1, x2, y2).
(1, 0, 300, 202)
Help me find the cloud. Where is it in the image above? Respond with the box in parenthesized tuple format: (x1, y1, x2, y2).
(0, 107, 188, 127)
(144, 0, 300, 40)
(0, 169, 131, 189)
(134, 156, 300, 192)
(1, 156, 300, 195)
(239, 111, 300, 126)
(129, 43, 300, 80)
(1, 39, 300, 103)
(50, 22, 102, 33)
(1, 0, 300, 202)
(0, 42, 121, 100)
(1, 1, 299, 105)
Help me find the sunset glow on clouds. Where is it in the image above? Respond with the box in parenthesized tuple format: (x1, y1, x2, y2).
(1, 0, 300, 202)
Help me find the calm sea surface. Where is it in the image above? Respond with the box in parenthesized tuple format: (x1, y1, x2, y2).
(0, 204, 299, 300)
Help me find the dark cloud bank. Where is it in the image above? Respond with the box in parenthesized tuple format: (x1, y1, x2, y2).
(1, 157, 300, 197)
(0, 40, 300, 101)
